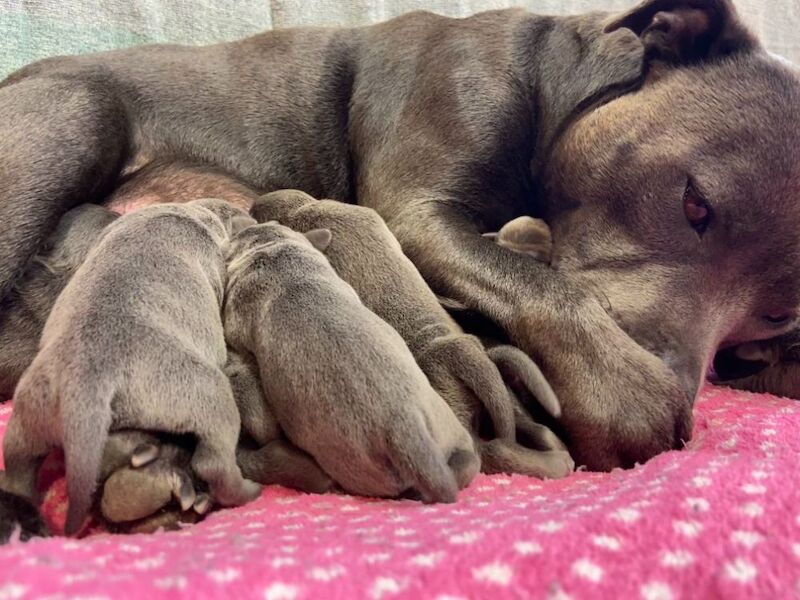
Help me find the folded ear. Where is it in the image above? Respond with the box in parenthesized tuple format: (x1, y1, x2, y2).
(304, 228, 332, 252)
(604, 0, 759, 65)
(228, 215, 256, 236)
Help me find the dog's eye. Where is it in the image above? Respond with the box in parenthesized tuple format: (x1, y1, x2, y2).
(763, 313, 793, 326)
(683, 181, 711, 236)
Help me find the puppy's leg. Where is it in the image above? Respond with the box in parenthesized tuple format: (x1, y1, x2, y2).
(224, 350, 279, 446)
(237, 440, 333, 494)
(0, 75, 127, 300)
(2, 369, 55, 501)
(172, 370, 261, 507)
(480, 440, 574, 480)
(1, 414, 50, 500)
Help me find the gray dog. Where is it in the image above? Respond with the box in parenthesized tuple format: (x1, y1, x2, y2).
(2, 0, 800, 473)
(224, 220, 479, 501)
(251, 190, 571, 478)
(3, 199, 261, 535)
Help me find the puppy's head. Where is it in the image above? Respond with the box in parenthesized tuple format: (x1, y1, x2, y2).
(543, 0, 800, 401)
(226, 221, 333, 285)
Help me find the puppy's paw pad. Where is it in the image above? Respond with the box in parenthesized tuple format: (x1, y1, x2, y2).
(101, 468, 173, 523)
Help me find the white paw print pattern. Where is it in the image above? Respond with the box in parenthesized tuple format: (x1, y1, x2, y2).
(0, 384, 796, 598)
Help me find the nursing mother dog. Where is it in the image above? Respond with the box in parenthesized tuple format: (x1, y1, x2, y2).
(1, 0, 799, 473)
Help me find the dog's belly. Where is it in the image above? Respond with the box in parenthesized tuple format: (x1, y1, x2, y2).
(104, 161, 261, 215)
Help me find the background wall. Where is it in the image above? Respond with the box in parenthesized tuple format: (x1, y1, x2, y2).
(1, 0, 797, 78)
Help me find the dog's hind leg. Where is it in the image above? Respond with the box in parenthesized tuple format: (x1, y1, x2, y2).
(0, 73, 128, 301)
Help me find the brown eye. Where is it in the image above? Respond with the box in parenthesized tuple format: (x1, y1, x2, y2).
(683, 181, 711, 235)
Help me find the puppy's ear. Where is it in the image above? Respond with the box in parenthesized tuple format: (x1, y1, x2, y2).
(229, 215, 256, 236)
(304, 228, 332, 252)
(604, 0, 759, 64)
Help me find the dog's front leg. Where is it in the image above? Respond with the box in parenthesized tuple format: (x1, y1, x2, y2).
(377, 199, 692, 471)
(0, 74, 127, 301)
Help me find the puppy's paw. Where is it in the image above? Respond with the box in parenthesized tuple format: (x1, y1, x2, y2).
(386, 394, 481, 503)
(100, 441, 201, 523)
(238, 440, 333, 494)
(418, 334, 516, 441)
(210, 477, 262, 508)
(480, 439, 574, 479)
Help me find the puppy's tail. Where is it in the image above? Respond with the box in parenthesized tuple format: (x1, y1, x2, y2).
(62, 381, 114, 536)
(487, 345, 561, 419)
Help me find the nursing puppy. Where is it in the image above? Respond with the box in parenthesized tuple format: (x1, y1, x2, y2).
(251, 190, 571, 479)
(0, 204, 118, 399)
(3, 199, 261, 535)
(713, 330, 800, 398)
(224, 220, 479, 500)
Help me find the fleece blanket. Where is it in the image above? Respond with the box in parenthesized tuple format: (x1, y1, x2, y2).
(0, 384, 798, 599)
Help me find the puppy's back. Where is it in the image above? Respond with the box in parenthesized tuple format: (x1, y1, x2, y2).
(40, 203, 230, 373)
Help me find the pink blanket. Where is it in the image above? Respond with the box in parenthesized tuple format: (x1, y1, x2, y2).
(0, 384, 798, 598)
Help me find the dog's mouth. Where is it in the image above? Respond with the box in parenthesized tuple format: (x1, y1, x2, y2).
(708, 346, 770, 383)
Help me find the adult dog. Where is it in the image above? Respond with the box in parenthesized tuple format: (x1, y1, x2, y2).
(1, 0, 799, 470)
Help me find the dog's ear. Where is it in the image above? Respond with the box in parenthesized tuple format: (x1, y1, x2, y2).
(604, 0, 759, 64)
(304, 228, 332, 252)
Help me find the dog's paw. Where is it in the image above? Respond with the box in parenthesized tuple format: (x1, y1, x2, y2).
(480, 439, 574, 479)
(515, 299, 692, 471)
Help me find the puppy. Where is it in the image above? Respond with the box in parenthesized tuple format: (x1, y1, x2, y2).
(251, 191, 572, 479)
(0, 489, 49, 543)
(3, 199, 261, 535)
(483, 216, 553, 263)
(224, 220, 479, 501)
(0, 204, 118, 399)
(713, 330, 800, 398)
(225, 350, 333, 494)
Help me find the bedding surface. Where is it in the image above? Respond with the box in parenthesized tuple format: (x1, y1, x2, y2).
(0, 384, 798, 599)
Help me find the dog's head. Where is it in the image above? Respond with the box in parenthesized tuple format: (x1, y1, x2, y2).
(543, 0, 800, 401)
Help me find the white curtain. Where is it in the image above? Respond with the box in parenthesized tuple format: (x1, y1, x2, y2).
(269, 0, 799, 63)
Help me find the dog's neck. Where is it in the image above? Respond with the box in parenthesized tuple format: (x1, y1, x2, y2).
(519, 12, 646, 176)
